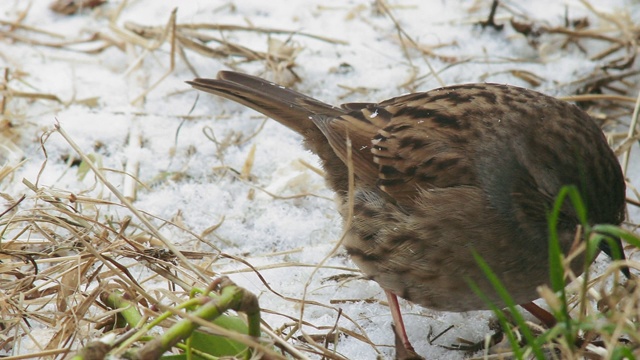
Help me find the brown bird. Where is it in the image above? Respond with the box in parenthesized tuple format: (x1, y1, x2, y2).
(187, 71, 626, 356)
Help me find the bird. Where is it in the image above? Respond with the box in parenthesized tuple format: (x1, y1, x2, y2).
(187, 71, 626, 357)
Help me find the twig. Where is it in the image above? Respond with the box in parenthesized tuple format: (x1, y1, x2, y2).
(178, 23, 348, 45)
(54, 123, 210, 283)
(621, 89, 640, 176)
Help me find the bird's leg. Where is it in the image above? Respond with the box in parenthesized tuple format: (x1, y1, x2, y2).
(386, 291, 412, 350)
(520, 302, 557, 328)
(386, 290, 424, 359)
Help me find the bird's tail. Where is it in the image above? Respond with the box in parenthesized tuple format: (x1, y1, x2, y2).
(187, 71, 345, 138)
(188, 71, 357, 192)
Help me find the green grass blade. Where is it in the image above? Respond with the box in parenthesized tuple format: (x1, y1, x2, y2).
(469, 251, 547, 359)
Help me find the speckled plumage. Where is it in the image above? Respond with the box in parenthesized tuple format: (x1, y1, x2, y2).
(188, 70, 625, 320)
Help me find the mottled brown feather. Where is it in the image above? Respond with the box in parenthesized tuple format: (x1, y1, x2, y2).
(188, 72, 626, 311)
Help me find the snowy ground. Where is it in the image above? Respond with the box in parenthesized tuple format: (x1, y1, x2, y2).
(1, 0, 638, 359)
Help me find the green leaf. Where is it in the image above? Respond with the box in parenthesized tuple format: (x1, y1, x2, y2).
(77, 153, 102, 181)
(162, 315, 249, 360)
(468, 251, 547, 359)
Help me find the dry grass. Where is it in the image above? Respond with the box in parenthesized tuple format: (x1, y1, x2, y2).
(0, 0, 639, 359)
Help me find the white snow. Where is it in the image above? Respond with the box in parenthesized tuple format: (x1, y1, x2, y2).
(0, 0, 638, 359)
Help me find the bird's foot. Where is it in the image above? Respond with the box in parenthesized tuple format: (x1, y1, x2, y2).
(392, 324, 424, 360)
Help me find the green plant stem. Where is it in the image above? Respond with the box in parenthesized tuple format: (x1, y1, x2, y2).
(135, 277, 260, 360)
